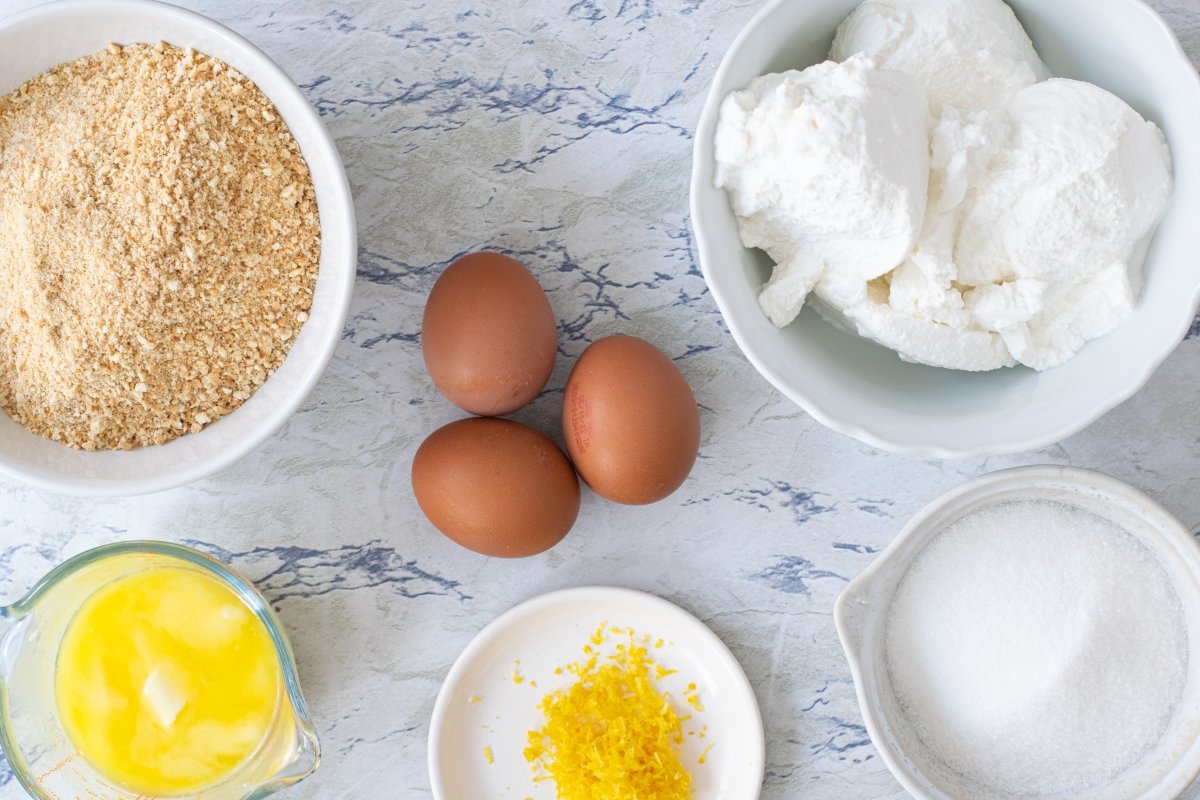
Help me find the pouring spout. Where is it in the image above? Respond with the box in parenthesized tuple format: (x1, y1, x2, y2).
(282, 722, 321, 785)
(242, 714, 321, 800)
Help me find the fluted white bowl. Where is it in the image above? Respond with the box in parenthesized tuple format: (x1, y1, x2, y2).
(690, 0, 1200, 457)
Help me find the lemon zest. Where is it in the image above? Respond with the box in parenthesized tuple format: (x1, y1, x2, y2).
(524, 624, 692, 799)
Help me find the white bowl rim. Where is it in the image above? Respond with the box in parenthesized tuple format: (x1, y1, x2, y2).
(689, 0, 1200, 459)
(833, 464, 1200, 799)
(0, 0, 357, 496)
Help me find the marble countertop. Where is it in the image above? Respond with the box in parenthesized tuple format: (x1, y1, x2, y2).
(2, 0, 1199, 798)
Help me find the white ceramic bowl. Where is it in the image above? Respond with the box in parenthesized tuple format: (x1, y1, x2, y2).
(834, 466, 1200, 799)
(691, 0, 1200, 457)
(0, 0, 356, 496)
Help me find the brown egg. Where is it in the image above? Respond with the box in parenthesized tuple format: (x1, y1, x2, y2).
(563, 335, 700, 505)
(421, 252, 557, 416)
(411, 417, 580, 557)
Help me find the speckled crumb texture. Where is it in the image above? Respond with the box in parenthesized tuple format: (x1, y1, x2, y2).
(0, 42, 318, 450)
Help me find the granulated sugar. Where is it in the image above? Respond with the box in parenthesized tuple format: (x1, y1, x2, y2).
(885, 499, 1187, 796)
(0, 43, 319, 450)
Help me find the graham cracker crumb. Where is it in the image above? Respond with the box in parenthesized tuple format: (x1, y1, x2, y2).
(0, 43, 320, 450)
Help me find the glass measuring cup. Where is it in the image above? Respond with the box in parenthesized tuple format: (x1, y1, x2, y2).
(0, 541, 320, 800)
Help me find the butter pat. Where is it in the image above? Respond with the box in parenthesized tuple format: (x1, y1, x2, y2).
(142, 667, 188, 730)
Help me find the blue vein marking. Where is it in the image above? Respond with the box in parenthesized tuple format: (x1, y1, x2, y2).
(832, 542, 880, 555)
(811, 718, 873, 757)
(182, 540, 472, 604)
(683, 482, 836, 524)
(751, 555, 846, 596)
(851, 497, 895, 518)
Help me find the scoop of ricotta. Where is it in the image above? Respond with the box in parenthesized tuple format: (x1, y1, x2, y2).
(955, 79, 1173, 369)
(829, 0, 1047, 115)
(714, 55, 929, 328)
(806, 106, 1016, 370)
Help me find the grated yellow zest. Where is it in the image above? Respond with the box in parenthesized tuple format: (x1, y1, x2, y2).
(484, 746, 494, 765)
(524, 624, 693, 800)
(685, 683, 705, 712)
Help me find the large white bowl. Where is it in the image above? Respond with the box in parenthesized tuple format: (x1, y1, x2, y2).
(691, 0, 1200, 457)
(0, 0, 356, 496)
(835, 466, 1200, 799)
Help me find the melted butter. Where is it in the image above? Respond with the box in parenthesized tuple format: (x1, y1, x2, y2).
(55, 567, 282, 795)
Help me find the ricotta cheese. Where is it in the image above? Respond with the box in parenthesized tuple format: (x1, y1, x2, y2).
(955, 79, 1173, 370)
(716, 0, 1173, 372)
(714, 55, 929, 328)
(829, 0, 1047, 114)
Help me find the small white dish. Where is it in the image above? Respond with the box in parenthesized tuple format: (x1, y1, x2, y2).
(690, 0, 1200, 457)
(0, 0, 356, 495)
(428, 586, 765, 800)
(835, 465, 1200, 799)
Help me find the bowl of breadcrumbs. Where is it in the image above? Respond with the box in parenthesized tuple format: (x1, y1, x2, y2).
(0, 0, 355, 495)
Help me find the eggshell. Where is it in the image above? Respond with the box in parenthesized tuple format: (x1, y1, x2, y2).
(563, 335, 700, 505)
(421, 252, 557, 416)
(411, 417, 580, 557)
